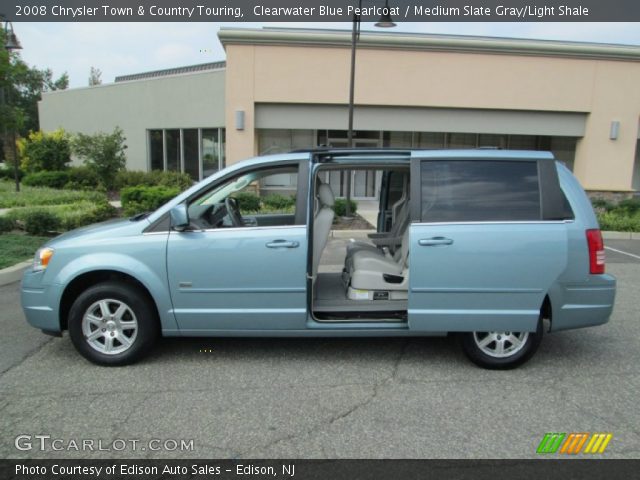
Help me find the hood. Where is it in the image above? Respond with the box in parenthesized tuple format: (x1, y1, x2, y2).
(46, 216, 150, 248)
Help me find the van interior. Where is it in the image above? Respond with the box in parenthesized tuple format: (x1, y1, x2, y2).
(312, 166, 410, 322)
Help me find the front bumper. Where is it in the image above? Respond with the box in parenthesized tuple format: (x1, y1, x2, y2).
(21, 269, 63, 332)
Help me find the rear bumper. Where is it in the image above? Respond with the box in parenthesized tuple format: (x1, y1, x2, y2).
(551, 274, 616, 331)
(21, 270, 62, 333)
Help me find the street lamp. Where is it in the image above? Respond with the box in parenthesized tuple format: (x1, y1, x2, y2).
(1, 15, 22, 192)
(345, 0, 395, 217)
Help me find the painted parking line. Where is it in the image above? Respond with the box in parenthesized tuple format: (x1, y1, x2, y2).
(605, 246, 640, 261)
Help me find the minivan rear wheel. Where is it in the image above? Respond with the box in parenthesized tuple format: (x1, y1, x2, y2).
(68, 282, 158, 366)
(460, 319, 543, 369)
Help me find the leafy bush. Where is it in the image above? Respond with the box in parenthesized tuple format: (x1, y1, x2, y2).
(233, 192, 260, 212)
(597, 211, 640, 232)
(114, 169, 193, 191)
(17, 129, 72, 173)
(72, 127, 127, 190)
(120, 185, 180, 216)
(0, 180, 106, 208)
(590, 198, 614, 212)
(23, 171, 70, 189)
(65, 166, 102, 190)
(262, 194, 296, 210)
(7, 201, 116, 233)
(22, 210, 60, 236)
(615, 198, 640, 216)
(0, 216, 16, 234)
(0, 167, 24, 181)
(333, 198, 358, 217)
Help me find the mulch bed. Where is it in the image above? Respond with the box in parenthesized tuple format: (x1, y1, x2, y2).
(332, 214, 375, 230)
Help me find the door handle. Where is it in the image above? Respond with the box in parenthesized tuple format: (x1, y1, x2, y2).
(266, 240, 299, 249)
(418, 237, 453, 246)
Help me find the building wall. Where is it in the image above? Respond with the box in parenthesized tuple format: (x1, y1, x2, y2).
(224, 35, 640, 191)
(38, 69, 226, 171)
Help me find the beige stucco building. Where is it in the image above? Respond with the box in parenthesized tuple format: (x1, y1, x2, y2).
(39, 27, 640, 197)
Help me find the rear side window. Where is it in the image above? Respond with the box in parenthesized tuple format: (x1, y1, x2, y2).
(420, 160, 541, 222)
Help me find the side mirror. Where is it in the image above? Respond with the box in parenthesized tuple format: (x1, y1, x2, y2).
(170, 204, 189, 231)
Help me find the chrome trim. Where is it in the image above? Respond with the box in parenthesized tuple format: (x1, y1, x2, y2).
(410, 287, 542, 294)
(169, 224, 307, 234)
(412, 220, 571, 226)
(180, 287, 306, 294)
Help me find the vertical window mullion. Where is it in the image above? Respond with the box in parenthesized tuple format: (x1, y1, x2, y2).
(198, 128, 203, 181)
(162, 130, 167, 171)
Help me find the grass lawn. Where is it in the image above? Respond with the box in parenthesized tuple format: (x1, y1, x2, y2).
(0, 234, 51, 269)
(0, 180, 106, 208)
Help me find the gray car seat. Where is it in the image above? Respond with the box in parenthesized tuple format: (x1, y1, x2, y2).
(344, 196, 410, 262)
(312, 183, 335, 277)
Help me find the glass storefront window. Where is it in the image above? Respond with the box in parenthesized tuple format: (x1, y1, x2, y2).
(202, 128, 220, 178)
(165, 129, 180, 171)
(147, 128, 225, 180)
(183, 129, 199, 180)
(149, 130, 163, 170)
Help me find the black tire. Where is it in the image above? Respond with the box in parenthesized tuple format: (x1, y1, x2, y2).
(460, 318, 543, 370)
(68, 281, 158, 366)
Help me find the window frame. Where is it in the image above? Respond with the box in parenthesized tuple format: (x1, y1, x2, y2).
(185, 160, 309, 229)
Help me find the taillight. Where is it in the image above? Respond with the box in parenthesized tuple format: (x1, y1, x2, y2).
(586, 229, 605, 274)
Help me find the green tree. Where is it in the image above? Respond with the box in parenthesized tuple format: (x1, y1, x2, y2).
(72, 127, 127, 190)
(0, 29, 68, 137)
(88, 66, 102, 86)
(17, 129, 72, 172)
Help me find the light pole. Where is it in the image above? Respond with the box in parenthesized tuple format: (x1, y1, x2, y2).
(1, 15, 22, 192)
(345, 0, 395, 217)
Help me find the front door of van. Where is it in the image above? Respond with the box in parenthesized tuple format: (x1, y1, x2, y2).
(408, 156, 568, 333)
(166, 162, 309, 332)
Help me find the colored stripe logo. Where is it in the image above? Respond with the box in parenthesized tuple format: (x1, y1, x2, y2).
(537, 433, 612, 454)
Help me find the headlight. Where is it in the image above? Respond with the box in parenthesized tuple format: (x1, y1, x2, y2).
(33, 247, 54, 272)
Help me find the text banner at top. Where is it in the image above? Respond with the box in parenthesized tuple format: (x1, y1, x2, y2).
(2, 0, 640, 22)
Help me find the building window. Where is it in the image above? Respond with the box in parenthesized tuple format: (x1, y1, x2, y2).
(183, 129, 199, 180)
(165, 129, 180, 171)
(147, 128, 225, 180)
(149, 130, 163, 170)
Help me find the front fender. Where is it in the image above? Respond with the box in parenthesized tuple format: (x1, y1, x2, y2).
(53, 252, 177, 332)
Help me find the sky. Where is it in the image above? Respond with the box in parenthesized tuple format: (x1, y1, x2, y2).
(12, 21, 640, 88)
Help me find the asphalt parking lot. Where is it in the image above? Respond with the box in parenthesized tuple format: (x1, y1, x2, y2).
(0, 237, 639, 459)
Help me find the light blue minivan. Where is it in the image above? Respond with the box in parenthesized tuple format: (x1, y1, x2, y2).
(21, 149, 616, 369)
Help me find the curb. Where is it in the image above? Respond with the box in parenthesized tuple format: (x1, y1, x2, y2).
(602, 231, 640, 240)
(0, 260, 31, 287)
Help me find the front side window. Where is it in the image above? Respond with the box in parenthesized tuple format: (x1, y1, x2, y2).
(420, 160, 541, 222)
(187, 166, 300, 230)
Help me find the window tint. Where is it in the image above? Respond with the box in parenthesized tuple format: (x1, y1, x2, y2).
(420, 160, 541, 222)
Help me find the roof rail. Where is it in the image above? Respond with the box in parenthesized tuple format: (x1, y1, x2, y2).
(289, 147, 412, 155)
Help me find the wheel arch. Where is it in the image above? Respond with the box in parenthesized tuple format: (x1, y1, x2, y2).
(541, 294, 552, 331)
(59, 270, 160, 332)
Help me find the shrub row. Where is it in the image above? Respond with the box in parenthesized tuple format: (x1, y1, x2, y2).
(22, 167, 101, 190)
(0, 216, 16, 234)
(233, 192, 297, 213)
(593, 197, 640, 232)
(114, 170, 193, 191)
(6, 201, 117, 236)
(0, 167, 24, 181)
(120, 186, 181, 216)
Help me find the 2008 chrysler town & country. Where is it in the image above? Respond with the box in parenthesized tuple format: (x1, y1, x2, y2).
(21, 149, 616, 369)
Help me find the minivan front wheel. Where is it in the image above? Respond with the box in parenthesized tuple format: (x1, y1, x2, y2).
(460, 319, 543, 369)
(68, 282, 158, 366)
